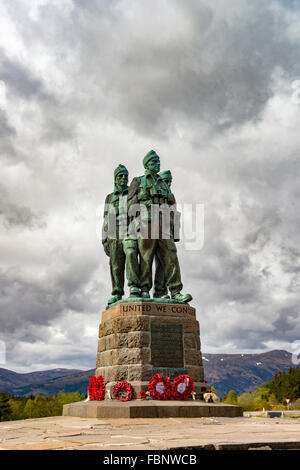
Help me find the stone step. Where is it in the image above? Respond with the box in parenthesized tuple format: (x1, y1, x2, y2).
(63, 400, 243, 419)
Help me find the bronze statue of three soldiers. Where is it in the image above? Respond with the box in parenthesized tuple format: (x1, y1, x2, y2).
(102, 150, 192, 307)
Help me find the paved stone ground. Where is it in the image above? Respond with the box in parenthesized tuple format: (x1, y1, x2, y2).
(0, 415, 300, 450)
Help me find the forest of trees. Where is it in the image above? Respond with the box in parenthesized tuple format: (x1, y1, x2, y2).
(222, 367, 300, 411)
(0, 391, 85, 422)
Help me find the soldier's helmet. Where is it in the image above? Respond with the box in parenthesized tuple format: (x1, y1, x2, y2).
(159, 170, 172, 181)
(114, 164, 128, 180)
(143, 150, 159, 168)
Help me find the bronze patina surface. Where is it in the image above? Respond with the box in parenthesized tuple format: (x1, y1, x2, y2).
(102, 151, 192, 308)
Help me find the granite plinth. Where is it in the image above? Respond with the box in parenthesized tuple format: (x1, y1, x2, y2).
(96, 301, 207, 399)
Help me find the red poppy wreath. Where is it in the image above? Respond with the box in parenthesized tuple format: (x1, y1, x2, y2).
(148, 374, 172, 400)
(172, 374, 194, 400)
(88, 375, 106, 401)
(113, 380, 133, 402)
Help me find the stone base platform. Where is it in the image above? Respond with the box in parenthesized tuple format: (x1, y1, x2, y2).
(63, 400, 243, 419)
(2, 415, 300, 450)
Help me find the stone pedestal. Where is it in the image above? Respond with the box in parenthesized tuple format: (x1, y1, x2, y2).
(95, 301, 208, 398)
(63, 300, 244, 418)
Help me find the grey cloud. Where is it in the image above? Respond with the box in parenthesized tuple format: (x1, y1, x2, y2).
(273, 304, 300, 340)
(222, 303, 300, 350)
(0, 256, 103, 337)
(0, 109, 15, 139)
(0, 258, 103, 370)
(1, 0, 300, 370)
(180, 163, 300, 351)
(0, 47, 76, 152)
(70, 0, 300, 135)
(0, 268, 64, 334)
(4, 0, 299, 138)
(184, 240, 263, 306)
(0, 184, 46, 230)
(41, 114, 78, 143)
(0, 109, 18, 161)
(277, 0, 300, 10)
(242, 204, 281, 249)
(5, 337, 97, 372)
(0, 54, 53, 102)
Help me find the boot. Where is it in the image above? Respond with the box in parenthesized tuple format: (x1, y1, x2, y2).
(129, 286, 141, 298)
(141, 290, 151, 299)
(171, 292, 192, 304)
(153, 292, 170, 299)
(108, 294, 122, 306)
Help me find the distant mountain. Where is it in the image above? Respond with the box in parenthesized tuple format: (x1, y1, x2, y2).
(202, 349, 297, 396)
(0, 368, 94, 397)
(0, 350, 297, 397)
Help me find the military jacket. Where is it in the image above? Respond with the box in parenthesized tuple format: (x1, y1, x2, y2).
(127, 172, 180, 239)
(102, 187, 128, 243)
(127, 172, 174, 206)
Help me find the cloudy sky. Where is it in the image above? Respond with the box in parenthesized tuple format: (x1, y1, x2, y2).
(1, 0, 300, 372)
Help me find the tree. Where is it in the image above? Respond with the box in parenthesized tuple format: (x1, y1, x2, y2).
(0, 391, 12, 421)
(23, 399, 36, 419)
(224, 390, 238, 405)
(9, 398, 26, 421)
(237, 392, 260, 411)
(269, 368, 300, 403)
(33, 394, 48, 418)
(291, 398, 300, 410)
(55, 391, 85, 415)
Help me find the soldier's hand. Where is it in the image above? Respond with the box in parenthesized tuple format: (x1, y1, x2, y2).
(138, 190, 148, 201)
(168, 193, 176, 205)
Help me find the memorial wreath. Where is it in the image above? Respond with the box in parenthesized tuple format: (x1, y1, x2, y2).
(113, 380, 133, 402)
(88, 375, 106, 401)
(172, 374, 194, 400)
(148, 374, 172, 400)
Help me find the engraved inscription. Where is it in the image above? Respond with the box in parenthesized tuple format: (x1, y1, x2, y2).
(120, 303, 195, 316)
(151, 322, 184, 368)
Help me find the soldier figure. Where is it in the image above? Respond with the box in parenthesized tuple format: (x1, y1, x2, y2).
(153, 169, 180, 299)
(127, 150, 192, 303)
(102, 165, 141, 307)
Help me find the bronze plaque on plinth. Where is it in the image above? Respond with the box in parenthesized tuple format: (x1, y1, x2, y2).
(151, 322, 184, 368)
